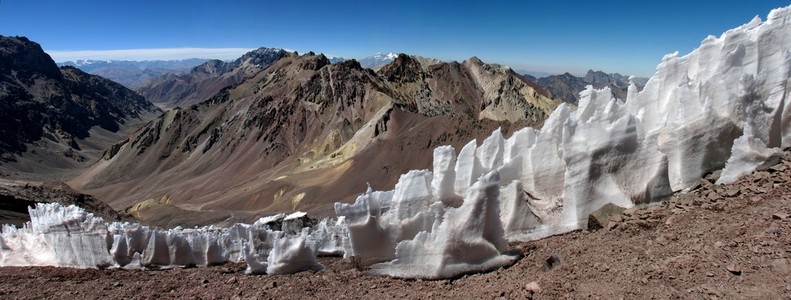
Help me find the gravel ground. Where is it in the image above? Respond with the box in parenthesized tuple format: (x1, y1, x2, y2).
(2, 158, 791, 299)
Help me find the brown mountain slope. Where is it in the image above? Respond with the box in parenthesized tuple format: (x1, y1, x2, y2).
(0, 36, 161, 180)
(136, 48, 287, 109)
(71, 52, 560, 220)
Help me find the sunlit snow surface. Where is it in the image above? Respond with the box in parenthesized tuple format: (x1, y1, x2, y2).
(2, 6, 791, 279)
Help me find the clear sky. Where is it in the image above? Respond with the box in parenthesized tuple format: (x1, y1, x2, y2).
(0, 0, 787, 77)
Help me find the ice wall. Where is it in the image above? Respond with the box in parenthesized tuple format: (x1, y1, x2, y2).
(0, 203, 333, 276)
(368, 171, 519, 279)
(336, 5, 791, 278)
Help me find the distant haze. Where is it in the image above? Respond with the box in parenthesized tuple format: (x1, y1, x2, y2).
(46, 48, 256, 62)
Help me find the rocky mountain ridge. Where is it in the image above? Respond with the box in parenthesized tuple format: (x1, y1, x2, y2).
(0, 35, 161, 180)
(136, 48, 288, 108)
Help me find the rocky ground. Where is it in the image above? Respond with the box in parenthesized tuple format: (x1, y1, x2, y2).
(2, 155, 791, 299)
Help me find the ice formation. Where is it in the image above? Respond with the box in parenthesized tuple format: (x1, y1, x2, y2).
(0, 203, 330, 276)
(368, 171, 519, 279)
(336, 6, 791, 278)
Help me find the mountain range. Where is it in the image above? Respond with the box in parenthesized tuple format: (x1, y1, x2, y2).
(58, 59, 209, 89)
(136, 48, 289, 108)
(0, 36, 161, 180)
(357, 52, 399, 70)
(523, 70, 649, 105)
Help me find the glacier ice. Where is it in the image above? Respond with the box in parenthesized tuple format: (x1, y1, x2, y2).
(334, 170, 444, 264)
(0, 203, 329, 276)
(266, 236, 324, 275)
(368, 171, 519, 279)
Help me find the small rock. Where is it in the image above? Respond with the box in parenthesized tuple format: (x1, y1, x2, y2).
(707, 192, 720, 201)
(272, 281, 278, 288)
(202, 279, 209, 284)
(706, 272, 714, 277)
(757, 153, 783, 171)
(543, 255, 561, 271)
(705, 170, 722, 182)
(623, 207, 638, 216)
(726, 264, 742, 276)
(725, 187, 740, 197)
(699, 178, 713, 187)
(772, 212, 789, 220)
(112, 281, 122, 288)
(765, 225, 782, 234)
(769, 163, 787, 172)
(525, 281, 541, 292)
(588, 203, 627, 231)
(225, 277, 238, 285)
(771, 259, 789, 274)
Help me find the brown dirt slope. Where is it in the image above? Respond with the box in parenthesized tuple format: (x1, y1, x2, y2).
(4, 151, 791, 298)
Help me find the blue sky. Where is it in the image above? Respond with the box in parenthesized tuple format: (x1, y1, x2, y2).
(0, 0, 787, 76)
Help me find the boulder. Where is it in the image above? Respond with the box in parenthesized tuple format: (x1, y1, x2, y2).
(587, 203, 627, 231)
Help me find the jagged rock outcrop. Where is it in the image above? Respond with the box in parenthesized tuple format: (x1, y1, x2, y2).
(137, 48, 288, 108)
(0, 35, 160, 179)
(71, 51, 561, 220)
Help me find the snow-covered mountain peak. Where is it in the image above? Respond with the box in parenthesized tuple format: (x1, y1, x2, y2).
(359, 52, 399, 69)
